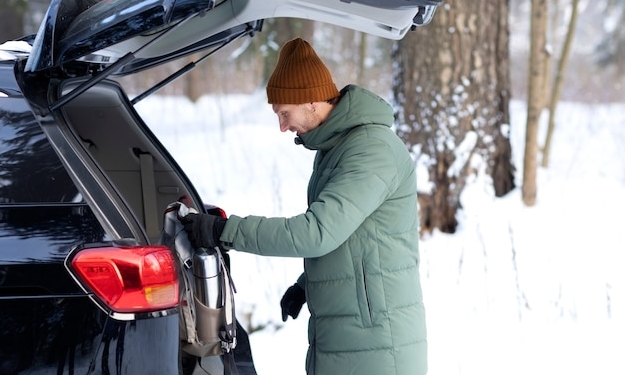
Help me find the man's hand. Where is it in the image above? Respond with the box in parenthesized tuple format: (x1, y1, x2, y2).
(280, 283, 306, 322)
(179, 213, 227, 249)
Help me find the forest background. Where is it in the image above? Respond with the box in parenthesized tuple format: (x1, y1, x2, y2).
(2, 1, 625, 374)
(2, 0, 623, 102)
(2, 0, 623, 206)
(2, 0, 623, 234)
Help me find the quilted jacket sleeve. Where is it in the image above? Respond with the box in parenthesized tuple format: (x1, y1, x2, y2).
(220, 125, 401, 258)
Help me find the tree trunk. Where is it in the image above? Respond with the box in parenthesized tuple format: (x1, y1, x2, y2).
(0, 0, 25, 41)
(393, 0, 515, 235)
(523, 0, 549, 206)
(357, 32, 367, 86)
(260, 19, 315, 85)
(186, 54, 205, 103)
(542, 0, 580, 168)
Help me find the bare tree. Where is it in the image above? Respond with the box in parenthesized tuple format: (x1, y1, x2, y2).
(0, 0, 26, 41)
(393, 0, 515, 234)
(596, 0, 625, 76)
(186, 54, 205, 103)
(522, 0, 549, 206)
(542, 0, 580, 168)
(259, 18, 315, 85)
(357, 32, 367, 86)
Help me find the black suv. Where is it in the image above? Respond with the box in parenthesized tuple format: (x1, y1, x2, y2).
(0, 0, 440, 374)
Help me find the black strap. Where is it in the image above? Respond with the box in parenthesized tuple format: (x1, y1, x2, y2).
(216, 247, 239, 375)
(223, 351, 239, 375)
(195, 353, 239, 375)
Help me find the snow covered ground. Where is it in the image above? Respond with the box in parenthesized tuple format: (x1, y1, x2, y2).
(136, 92, 625, 375)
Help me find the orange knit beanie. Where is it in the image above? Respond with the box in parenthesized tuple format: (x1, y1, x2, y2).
(266, 38, 340, 104)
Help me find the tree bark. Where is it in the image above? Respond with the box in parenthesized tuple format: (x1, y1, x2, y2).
(542, 0, 580, 168)
(186, 54, 205, 103)
(393, 0, 515, 234)
(260, 19, 315, 85)
(523, 0, 549, 206)
(0, 0, 25, 41)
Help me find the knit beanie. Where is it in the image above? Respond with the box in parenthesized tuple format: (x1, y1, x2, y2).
(266, 38, 340, 104)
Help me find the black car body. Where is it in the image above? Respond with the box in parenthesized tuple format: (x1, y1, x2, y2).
(0, 0, 441, 374)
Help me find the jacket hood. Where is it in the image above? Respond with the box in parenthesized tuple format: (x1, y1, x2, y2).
(296, 85, 394, 151)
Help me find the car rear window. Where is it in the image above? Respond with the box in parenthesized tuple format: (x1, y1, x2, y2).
(0, 96, 80, 203)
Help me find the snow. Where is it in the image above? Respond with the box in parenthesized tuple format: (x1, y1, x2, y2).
(135, 92, 625, 375)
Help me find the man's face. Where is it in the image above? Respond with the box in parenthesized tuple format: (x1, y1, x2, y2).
(272, 103, 319, 136)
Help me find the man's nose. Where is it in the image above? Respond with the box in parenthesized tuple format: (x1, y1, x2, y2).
(279, 120, 289, 132)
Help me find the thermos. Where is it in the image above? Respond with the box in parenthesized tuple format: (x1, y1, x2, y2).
(192, 248, 222, 308)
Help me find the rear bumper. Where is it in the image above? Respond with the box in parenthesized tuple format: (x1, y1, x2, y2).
(0, 296, 180, 374)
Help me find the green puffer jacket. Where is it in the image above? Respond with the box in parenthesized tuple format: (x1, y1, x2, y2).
(221, 85, 427, 375)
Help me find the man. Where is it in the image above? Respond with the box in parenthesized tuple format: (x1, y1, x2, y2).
(182, 38, 427, 375)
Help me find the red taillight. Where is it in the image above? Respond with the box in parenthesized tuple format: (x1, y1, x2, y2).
(71, 245, 179, 313)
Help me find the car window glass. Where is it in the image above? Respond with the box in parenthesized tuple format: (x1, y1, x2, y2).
(0, 97, 81, 203)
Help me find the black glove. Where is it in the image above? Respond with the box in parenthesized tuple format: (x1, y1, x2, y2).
(280, 283, 306, 322)
(179, 213, 227, 249)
